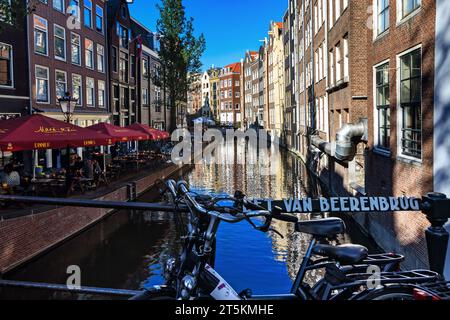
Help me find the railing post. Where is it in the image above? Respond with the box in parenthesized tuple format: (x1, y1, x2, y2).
(422, 192, 450, 275)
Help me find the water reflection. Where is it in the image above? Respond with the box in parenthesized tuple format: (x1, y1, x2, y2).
(183, 139, 326, 294)
(2, 139, 359, 299)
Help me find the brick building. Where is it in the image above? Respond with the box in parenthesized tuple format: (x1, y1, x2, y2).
(0, 1, 30, 119)
(107, 0, 137, 126)
(130, 18, 168, 130)
(242, 50, 258, 127)
(28, 0, 109, 126)
(219, 62, 241, 126)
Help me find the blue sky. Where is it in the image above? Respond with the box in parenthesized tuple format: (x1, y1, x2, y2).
(129, 0, 287, 70)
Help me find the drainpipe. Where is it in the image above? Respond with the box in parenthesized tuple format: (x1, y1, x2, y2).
(311, 119, 367, 162)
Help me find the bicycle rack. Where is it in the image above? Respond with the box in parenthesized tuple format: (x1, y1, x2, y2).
(0, 190, 450, 298)
(345, 270, 440, 286)
(362, 253, 405, 266)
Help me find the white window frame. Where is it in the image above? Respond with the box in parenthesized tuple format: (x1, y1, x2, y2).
(34, 15, 48, 56)
(72, 73, 82, 106)
(373, 59, 391, 156)
(86, 77, 95, 107)
(71, 32, 81, 66)
(95, 4, 104, 33)
(55, 69, 67, 100)
(396, 0, 422, 24)
(84, 0, 93, 28)
(53, 0, 65, 13)
(35, 65, 50, 104)
(85, 38, 94, 69)
(98, 80, 105, 108)
(396, 44, 423, 163)
(0, 42, 14, 88)
(97, 44, 105, 73)
(54, 24, 66, 61)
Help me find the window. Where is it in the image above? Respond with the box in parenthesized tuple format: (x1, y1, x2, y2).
(84, 0, 92, 28)
(130, 55, 135, 78)
(142, 58, 149, 77)
(329, 50, 334, 84)
(97, 44, 104, 72)
(55, 70, 67, 100)
(34, 15, 48, 55)
(377, 0, 389, 35)
(95, 5, 103, 33)
(401, 0, 421, 19)
(85, 38, 94, 69)
(117, 23, 129, 49)
(98, 80, 105, 107)
(336, 44, 341, 82)
(335, 0, 341, 22)
(343, 36, 349, 79)
(72, 74, 82, 105)
(71, 33, 81, 65)
(86, 77, 95, 106)
(53, 0, 64, 12)
(54, 24, 66, 60)
(112, 46, 118, 72)
(375, 63, 390, 151)
(0, 44, 13, 87)
(400, 48, 422, 158)
(70, 0, 80, 19)
(142, 88, 149, 105)
(119, 52, 129, 83)
(155, 88, 161, 112)
(35, 65, 49, 103)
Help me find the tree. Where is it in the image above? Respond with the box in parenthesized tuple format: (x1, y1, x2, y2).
(0, 0, 39, 34)
(156, 0, 205, 132)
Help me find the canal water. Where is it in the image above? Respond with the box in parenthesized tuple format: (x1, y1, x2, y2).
(1, 141, 376, 299)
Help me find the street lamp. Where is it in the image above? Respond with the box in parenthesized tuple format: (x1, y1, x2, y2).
(58, 91, 77, 123)
(58, 92, 78, 193)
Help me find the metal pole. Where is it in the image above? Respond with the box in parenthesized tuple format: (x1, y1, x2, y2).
(0, 279, 140, 298)
(0, 195, 188, 212)
(422, 192, 450, 275)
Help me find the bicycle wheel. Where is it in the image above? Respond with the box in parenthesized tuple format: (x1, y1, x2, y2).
(353, 285, 415, 301)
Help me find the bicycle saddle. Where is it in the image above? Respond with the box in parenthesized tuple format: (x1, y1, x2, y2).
(295, 218, 346, 238)
(313, 244, 369, 265)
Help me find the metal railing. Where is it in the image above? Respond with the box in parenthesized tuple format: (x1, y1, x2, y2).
(0, 192, 449, 297)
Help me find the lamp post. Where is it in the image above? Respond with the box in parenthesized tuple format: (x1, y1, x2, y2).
(58, 92, 78, 180)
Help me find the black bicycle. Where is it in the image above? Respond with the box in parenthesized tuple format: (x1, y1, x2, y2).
(130, 180, 446, 301)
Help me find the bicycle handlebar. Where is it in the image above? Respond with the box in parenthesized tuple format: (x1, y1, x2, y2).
(167, 179, 298, 227)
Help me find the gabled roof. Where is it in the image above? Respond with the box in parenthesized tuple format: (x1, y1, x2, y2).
(224, 62, 241, 73)
(130, 18, 155, 50)
(275, 22, 283, 29)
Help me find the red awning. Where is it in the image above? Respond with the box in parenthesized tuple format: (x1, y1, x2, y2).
(127, 123, 162, 140)
(156, 129, 170, 140)
(0, 114, 113, 152)
(87, 123, 149, 143)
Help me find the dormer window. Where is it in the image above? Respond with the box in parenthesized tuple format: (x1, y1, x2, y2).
(121, 5, 127, 19)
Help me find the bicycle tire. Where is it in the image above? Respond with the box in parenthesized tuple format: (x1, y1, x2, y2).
(352, 285, 415, 301)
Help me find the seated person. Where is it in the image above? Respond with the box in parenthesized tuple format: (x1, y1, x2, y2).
(1, 164, 21, 194)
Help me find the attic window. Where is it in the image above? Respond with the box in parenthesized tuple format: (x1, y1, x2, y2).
(121, 5, 127, 18)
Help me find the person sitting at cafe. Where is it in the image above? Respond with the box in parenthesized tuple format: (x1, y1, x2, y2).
(1, 164, 21, 194)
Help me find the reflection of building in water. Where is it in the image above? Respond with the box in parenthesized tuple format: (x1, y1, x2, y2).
(186, 140, 335, 284)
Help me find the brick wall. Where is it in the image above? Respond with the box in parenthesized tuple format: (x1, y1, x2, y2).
(0, 163, 185, 274)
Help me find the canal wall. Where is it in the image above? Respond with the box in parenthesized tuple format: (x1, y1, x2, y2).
(287, 146, 430, 271)
(0, 162, 190, 275)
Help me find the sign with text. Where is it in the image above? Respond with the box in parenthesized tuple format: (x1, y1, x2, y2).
(247, 197, 421, 214)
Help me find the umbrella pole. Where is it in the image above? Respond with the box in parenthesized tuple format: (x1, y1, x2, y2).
(32, 150, 37, 180)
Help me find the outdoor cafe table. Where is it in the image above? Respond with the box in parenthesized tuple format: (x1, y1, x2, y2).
(31, 178, 66, 197)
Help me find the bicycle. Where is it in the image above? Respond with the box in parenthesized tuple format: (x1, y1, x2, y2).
(130, 180, 443, 301)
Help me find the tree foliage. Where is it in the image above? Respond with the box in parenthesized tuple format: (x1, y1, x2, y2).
(156, 0, 206, 131)
(0, 0, 39, 34)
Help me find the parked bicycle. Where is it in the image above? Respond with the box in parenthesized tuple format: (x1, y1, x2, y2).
(130, 179, 449, 301)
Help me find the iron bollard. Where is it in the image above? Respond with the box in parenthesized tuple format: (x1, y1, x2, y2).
(422, 192, 450, 275)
